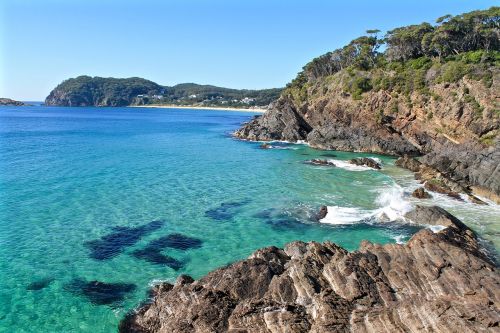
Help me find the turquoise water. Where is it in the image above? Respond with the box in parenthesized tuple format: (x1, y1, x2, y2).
(0, 106, 498, 332)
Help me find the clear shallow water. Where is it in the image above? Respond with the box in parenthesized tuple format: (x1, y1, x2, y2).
(0, 106, 498, 332)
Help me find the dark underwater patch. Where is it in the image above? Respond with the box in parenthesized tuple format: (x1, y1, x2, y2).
(149, 233, 203, 250)
(253, 208, 311, 231)
(84, 220, 164, 260)
(131, 249, 183, 270)
(205, 200, 249, 220)
(320, 153, 337, 158)
(264, 217, 306, 230)
(65, 279, 136, 306)
(131, 233, 202, 269)
(26, 277, 54, 291)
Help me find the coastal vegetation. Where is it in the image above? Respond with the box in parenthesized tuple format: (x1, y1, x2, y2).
(236, 6, 500, 202)
(45, 76, 282, 108)
(286, 7, 499, 103)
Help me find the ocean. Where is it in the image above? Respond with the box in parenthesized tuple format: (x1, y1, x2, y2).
(0, 106, 498, 332)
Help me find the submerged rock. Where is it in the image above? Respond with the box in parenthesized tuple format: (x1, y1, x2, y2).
(259, 143, 271, 149)
(412, 187, 431, 199)
(26, 277, 54, 291)
(348, 157, 381, 169)
(84, 220, 164, 260)
(131, 233, 201, 270)
(66, 279, 136, 306)
(205, 200, 249, 221)
(120, 207, 499, 332)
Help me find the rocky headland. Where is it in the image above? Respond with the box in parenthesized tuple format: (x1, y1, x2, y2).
(235, 8, 500, 202)
(120, 205, 499, 332)
(44, 76, 281, 108)
(0, 98, 25, 106)
(119, 8, 499, 332)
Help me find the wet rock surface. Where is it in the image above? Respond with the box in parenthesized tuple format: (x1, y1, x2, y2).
(120, 207, 499, 333)
(303, 159, 336, 166)
(348, 157, 381, 169)
(316, 205, 328, 220)
(412, 187, 431, 199)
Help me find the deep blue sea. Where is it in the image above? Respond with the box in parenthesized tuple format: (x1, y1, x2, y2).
(0, 106, 498, 332)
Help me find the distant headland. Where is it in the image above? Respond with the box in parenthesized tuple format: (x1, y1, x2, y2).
(45, 76, 282, 109)
(0, 98, 26, 106)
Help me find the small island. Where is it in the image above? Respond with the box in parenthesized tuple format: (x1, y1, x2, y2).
(0, 98, 26, 106)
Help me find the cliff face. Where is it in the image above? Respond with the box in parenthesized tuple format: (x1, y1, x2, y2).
(235, 67, 500, 198)
(120, 206, 499, 332)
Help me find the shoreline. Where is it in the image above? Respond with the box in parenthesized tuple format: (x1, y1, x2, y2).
(128, 104, 267, 113)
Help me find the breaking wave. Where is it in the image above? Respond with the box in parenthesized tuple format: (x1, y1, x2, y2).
(320, 185, 413, 225)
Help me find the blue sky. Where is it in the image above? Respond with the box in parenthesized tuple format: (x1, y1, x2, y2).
(0, 0, 496, 100)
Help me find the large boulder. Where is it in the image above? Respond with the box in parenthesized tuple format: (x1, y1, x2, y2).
(120, 207, 499, 333)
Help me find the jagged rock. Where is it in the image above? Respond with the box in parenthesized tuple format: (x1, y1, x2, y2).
(304, 159, 336, 166)
(235, 70, 500, 197)
(259, 143, 272, 149)
(412, 187, 431, 199)
(120, 207, 499, 333)
(424, 180, 462, 200)
(234, 98, 312, 142)
(395, 155, 422, 172)
(316, 205, 328, 220)
(404, 205, 491, 262)
(348, 157, 381, 169)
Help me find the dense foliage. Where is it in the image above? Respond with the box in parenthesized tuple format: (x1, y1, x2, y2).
(286, 7, 499, 101)
(46, 77, 282, 107)
(46, 76, 164, 107)
(156, 83, 281, 108)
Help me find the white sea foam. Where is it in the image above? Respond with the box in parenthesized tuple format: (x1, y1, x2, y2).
(367, 156, 383, 165)
(319, 206, 373, 225)
(320, 185, 413, 225)
(327, 159, 375, 171)
(373, 185, 413, 221)
(428, 225, 447, 233)
(393, 235, 406, 244)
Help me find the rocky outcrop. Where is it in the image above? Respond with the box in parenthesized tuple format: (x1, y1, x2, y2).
(236, 98, 312, 142)
(234, 63, 500, 199)
(348, 157, 381, 169)
(412, 187, 431, 199)
(120, 207, 499, 333)
(395, 156, 490, 204)
(0, 98, 25, 106)
(316, 205, 328, 220)
(304, 159, 336, 166)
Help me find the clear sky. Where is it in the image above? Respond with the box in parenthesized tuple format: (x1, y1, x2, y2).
(0, 0, 496, 100)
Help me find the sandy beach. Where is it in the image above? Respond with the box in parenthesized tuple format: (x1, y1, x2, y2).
(128, 104, 267, 113)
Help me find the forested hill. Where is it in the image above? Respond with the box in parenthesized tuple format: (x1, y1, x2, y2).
(45, 76, 282, 108)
